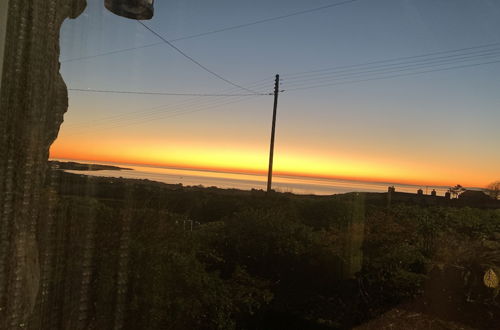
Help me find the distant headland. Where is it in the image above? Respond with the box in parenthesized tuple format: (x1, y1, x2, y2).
(49, 160, 133, 171)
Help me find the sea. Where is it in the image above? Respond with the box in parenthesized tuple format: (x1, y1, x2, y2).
(53, 158, 450, 196)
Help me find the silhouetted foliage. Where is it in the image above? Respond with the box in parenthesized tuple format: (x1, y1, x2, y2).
(448, 184, 466, 199)
(47, 171, 500, 329)
(487, 181, 500, 200)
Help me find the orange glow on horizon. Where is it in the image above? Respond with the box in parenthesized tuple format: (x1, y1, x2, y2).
(50, 140, 492, 188)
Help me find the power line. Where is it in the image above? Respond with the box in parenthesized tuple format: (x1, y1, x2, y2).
(64, 91, 267, 131)
(64, 94, 260, 136)
(60, 0, 359, 63)
(64, 75, 280, 133)
(67, 92, 260, 130)
(281, 54, 500, 89)
(106, 95, 258, 130)
(169, 0, 359, 42)
(281, 49, 500, 87)
(64, 77, 276, 130)
(61, 43, 161, 63)
(283, 59, 500, 92)
(282, 47, 500, 83)
(68, 88, 269, 97)
(282, 41, 500, 78)
(137, 20, 260, 94)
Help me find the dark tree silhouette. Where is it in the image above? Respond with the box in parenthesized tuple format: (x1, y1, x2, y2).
(448, 184, 466, 199)
(486, 181, 500, 200)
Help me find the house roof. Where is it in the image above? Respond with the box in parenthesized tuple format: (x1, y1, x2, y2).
(459, 189, 490, 200)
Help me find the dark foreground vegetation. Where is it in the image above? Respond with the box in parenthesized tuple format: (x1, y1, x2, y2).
(45, 169, 500, 329)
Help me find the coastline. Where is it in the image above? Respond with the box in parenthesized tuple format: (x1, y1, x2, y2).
(50, 159, 454, 196)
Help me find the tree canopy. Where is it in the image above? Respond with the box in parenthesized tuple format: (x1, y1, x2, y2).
(486, 181, 500, 200)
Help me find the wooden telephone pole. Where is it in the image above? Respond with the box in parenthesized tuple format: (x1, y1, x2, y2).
(267, 74, 280, 192)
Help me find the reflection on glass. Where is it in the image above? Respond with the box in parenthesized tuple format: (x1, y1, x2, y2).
(0, 0, 499, 329)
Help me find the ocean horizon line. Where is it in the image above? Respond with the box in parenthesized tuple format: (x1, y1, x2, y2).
(51, 157, 465, 191)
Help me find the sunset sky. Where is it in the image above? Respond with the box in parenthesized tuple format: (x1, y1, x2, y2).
(51, 0, 500, 187)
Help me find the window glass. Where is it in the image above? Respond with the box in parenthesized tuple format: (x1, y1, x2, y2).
(1, 1, 499, 329)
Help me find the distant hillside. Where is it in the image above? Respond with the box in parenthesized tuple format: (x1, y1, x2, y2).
(49, 160, 133, 171)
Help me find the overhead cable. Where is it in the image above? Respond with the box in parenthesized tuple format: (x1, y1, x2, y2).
(61, 0, 359, 63)
(281, 50, 500, 87)
(283, 59, 500, 91)
(137, 20, 260, 94)
(283, 42, 500, 78)
(68, 88, 269, 97)
(65, 77, 276, 129)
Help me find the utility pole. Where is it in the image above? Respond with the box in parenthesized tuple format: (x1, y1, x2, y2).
(267, 74, 280, 192)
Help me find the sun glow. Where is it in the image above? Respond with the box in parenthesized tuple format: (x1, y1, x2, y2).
(50, 131, 493, 188)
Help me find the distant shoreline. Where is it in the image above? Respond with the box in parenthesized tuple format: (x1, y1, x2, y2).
(50, 157, 467, 190)
(49, 160, 133, 172)
(49, 159, 454, 197)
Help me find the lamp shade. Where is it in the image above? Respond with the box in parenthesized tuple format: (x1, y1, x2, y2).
(104, 0, 154, 20)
